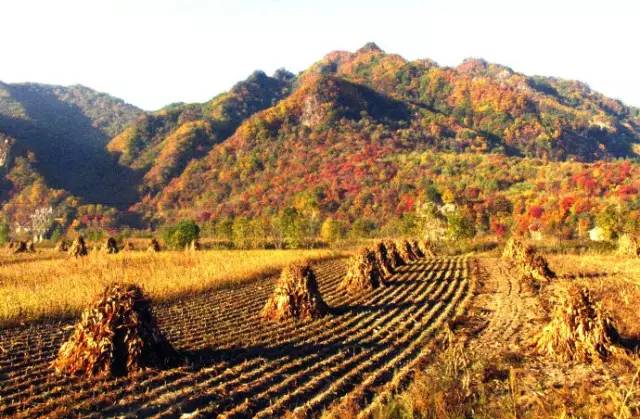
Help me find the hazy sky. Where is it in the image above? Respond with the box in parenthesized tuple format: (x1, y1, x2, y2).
(1, 0, 637, 110)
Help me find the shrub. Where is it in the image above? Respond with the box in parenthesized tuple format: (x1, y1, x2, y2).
(162, 220, 200, 250)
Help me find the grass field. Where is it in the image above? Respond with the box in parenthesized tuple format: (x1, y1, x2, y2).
(0, 248, 343, 327)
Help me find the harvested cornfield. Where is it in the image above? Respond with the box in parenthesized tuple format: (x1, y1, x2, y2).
(534, 286, 619, 362)
(396, 239, 417, 263)
(0, 256, 472, 417)
(103, 237, 119, 254)
(68, 237, 88, 258)
(340, 248, 383, 293)
(147, 238, 161, 252)
(384, 240, 404, 268)
(262, 263, 328, 321)
(53, 283, 177, 377)
(617, 234, 640, 257)
(373, 241, 394, 277)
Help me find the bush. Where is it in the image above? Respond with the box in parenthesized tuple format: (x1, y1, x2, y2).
(162, 220, 200, 250)
(0, 222, 9, 245)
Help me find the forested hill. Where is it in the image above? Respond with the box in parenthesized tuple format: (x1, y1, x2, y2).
(146, 44, 640, 232)
(2, 44, 640, 240)
(0, 82, 142, 205)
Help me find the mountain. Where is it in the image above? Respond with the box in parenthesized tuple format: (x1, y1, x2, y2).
(3, 44, 640, 240)
(107, 70, 294, 195)
(145, 44, 640, 232)
(0, 82, 142, 205)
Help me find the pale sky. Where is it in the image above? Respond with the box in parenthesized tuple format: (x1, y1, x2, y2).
(1, 0, 637, 110)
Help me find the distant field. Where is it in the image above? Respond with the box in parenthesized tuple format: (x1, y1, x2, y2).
(0, 248, 343, 327)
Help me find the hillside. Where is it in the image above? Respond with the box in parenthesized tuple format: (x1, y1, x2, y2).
(107, 70, 294, 195)
(144, 44, 640, 240)
(0, 82, 142, 206)
(2, 44, 640, 239)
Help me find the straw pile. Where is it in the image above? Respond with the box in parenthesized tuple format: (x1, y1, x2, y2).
(340, 248, 383, 294)
(262, 263, 328, 321)
(502, 237, 526, 260)
(534, 286, 619, 362)
(68, 236, 88, 258)
(410, 240, 425, 258)
(147, 239, 161, 252)
(521, 246, 556, 285)
(384, 240, 404, 269)
(13, 241, 28, 254)
(617, 234, 640, 257)
(418, 240, 436, 257)
(396, 239, 417, 263)
(186, 240, 201, 251)
(53, 283, 177, 377)
(503, 238, 555, 288)
(373, 241, 394, 277)
(104, 237, 119, 254)
(55, 240, 70, 252)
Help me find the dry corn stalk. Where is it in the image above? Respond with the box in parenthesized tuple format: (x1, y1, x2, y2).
(262, 263, 328, 321)
(534, 286, 619, 362)
(617, 234, 640, 257)
(68, 236, 88, 258)
(373, 241, 394, 277)
(502, 237, 526, 260)
(13, 241, 28, 254)
(55, 240, 69, 252)
(396, 239, 417, 264)
(147, 238, 161, 252)
(384, 240, 404, 268)
(340, 248, 383, 294)
(52, 283, 177, 377)
(104, 237, 119, 254)
(418, 240, 436, 257)
(410, 239, 425, 258)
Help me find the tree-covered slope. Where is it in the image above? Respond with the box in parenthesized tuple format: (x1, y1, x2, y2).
(149, 44, 640, 228)
(0, 82, 142, 205)
(107, 70, 294, 194)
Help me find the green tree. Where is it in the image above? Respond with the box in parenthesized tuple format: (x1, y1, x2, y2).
(0, 222, 9, 245)
(232, 216, 252, 249)
(349, 218, 377, 239)
(596, 205, 619, 240)
(320, 217, 345, 243)
(162, 219, 200, 249)
(446, 210, 475, 240)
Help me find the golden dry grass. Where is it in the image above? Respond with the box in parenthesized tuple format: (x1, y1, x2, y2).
(0, 248, 343, 327)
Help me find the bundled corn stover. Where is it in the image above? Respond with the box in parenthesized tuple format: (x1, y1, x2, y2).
(617, 234, 640, 257)
(534, 286, 619, 362)
(384, 240, 405, 268)
(373, 241, 395, 277)
(53, 283, 177, 376)
(340, 248, 383, 294)
(262, 263, 328, 321)
(396, 239, 417, 263)
(68, 236, 88, 257)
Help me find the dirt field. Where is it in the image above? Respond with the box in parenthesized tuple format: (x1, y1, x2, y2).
(0, 255, 474, 417)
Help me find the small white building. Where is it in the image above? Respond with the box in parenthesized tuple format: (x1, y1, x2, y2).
(589, 226, 606, 242)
